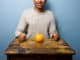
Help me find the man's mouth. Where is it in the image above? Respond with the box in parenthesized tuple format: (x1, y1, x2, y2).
(36, 3, 42, 6)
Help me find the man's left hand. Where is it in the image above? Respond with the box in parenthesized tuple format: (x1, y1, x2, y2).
(52, 32, 59, 41)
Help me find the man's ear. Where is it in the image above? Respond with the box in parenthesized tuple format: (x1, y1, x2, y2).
(45, 0, 47, 3)
(33, 0, 35, 3)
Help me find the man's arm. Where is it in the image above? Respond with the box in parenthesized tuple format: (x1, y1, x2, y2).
(49, 14, 59, 41)
(15, 11, 27, 42)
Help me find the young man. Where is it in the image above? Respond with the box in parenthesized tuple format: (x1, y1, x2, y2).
(15, 0, 59, 42)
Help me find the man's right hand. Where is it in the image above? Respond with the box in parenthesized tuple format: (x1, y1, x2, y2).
(17, 32, 26, 43)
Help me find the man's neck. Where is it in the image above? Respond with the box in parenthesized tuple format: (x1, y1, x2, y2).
(34, 7, 46, 12)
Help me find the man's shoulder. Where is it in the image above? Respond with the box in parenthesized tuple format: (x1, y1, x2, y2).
(46, 10, 54, 16)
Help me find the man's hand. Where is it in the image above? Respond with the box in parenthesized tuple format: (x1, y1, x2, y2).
(52, 32, 59, 41)
(17, 32, 26, 43)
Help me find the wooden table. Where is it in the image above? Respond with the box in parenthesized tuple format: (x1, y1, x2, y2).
(5, 39, 75, 60)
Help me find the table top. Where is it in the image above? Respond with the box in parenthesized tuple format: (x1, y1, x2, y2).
(5, 39, 75, 55)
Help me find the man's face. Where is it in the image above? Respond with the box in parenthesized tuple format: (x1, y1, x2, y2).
(33, 0, 46, 9)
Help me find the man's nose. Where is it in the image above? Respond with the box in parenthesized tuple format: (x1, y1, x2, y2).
(38, 0, 42, 3)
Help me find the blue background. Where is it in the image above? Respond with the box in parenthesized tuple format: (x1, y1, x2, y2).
(0, 0, 80, 60)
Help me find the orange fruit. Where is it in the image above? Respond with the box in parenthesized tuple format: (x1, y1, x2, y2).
(34, 33, 44, 43)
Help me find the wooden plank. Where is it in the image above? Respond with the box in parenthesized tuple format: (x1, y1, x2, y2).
(5, 39, 75, 55)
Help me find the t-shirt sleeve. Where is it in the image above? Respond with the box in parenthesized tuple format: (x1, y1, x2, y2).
(49, 13, 57, 38)
(15, 10, 27, 37)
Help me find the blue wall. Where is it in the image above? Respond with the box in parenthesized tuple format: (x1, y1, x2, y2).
(0, 0, 80, 60)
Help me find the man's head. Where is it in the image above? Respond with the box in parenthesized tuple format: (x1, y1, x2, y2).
(33, 0, 46, 9)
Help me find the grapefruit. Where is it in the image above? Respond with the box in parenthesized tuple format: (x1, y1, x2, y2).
(34, 33, 44, 43)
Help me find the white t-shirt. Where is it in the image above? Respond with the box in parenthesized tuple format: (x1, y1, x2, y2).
(15, 8, 57, 39)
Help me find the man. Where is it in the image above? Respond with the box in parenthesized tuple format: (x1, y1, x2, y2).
(15, 0, 59, 42)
